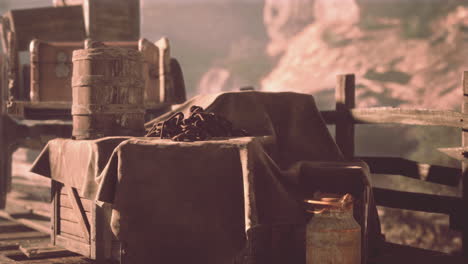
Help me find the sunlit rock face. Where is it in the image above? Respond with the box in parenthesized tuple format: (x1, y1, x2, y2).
(262, 0, 468, 110)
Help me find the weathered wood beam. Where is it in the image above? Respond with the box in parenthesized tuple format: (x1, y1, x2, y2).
(3, 6, 86, 51)
(0, 53, 8, 209)
(359, 156, 460, 187)
(373, 187, 461, 215)
(335, 74, 355, 160)
(462, 71, 468, 256)
(65, 187, 90, 242)
(83, 0, 139, 41)
(321, 108, 466, 129)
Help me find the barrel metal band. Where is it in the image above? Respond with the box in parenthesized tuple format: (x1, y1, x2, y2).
(72, 75, 144, 87)
(72, 104, 145, 115)
(72, 48, 143, 62)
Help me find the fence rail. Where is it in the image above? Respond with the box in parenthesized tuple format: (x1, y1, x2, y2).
(321, 108, 466, 128)
(329, 73, 468, 256)
(359, 156, 460, 187)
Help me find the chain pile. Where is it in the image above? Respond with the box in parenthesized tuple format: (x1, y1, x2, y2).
(145, 106, 249, 141)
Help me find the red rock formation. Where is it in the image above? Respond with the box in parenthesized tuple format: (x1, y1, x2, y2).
(262, 2, 468, 110)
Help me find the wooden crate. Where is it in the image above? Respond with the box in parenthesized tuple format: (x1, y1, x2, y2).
(29, 40, 143, 103)
(30, 41, 81, 103)
(51, 181, 120, 261)
(8, 39, 163, 120)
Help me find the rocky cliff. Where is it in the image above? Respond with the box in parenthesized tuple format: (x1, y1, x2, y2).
(262, 0, 468, 110)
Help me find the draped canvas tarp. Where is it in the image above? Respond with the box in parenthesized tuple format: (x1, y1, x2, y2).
(31, 91, 381, 263)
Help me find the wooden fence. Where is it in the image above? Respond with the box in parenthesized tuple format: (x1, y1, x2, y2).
(321, 73, 468, 256)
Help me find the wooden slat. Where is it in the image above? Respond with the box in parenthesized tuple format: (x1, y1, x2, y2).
(60, 207, 92, 224)
(0, 237, 49, 251)
(462, 71, 468, 256)
(4, 249, 91, 264)
(0, 249, 21, 263)
(321, 108, 467, 129)
(0, 222, 31, 233)
(59, 228, 86, 242)
(0, 53, 8, 209)
(60, 194, 92, 212)
(335, 74, 355, 160)
(64, 187, 90, 242)
(52, 181, 60, 245)
(373, 187, 461, 214)
(19, 245, 74, 259)
(359, 156, 460, 187)
(90, 201, 112, 260)
(59, 187, 91, 200)
(156, 37, 171, 103)
(55, 234, 91, 258)
(0, 231, 48, 241)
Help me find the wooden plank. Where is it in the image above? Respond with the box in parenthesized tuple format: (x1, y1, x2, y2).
(29, 39, 41, 102)
(11, 101, 71, 110)
(64, 187, 90, 242)
(156, 37, 171, 103)
(15, 218, 49, 236)
(462, 71, 468, 256)
(52, 181, 60, 245)
(55, 234, 91, 258)
(0, 222, 32, 233)
(90, 202, 112, 260)
(0, 118, 15, 209)
(321, 108, 467, 129)
(60, 194, 92, 213)
(0, 237, 49, 251)
(60, 207, 92, 224)
(0, 231, 48, 241)
(84, 0, 139, 41)
(335, 74, 355, 160)
(139, 38, 160, 105)
(19, 244, 73, 259)
(373, 187, 461, 214)
(60, 186, 92, 200)
(59, 220, 86, 239)
(0, 116, 7, 210)
(0, 53, 10, 209)
(4, 249, 90, 264)
(359, 156, 460, 187)
(5, 6, 85, 51)
(0, 249, 20, 263)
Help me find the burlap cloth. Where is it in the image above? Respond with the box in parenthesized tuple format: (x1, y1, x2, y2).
(31, 91, 382, 263)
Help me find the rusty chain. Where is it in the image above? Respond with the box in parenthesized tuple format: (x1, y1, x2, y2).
(145, 106, 249, 141)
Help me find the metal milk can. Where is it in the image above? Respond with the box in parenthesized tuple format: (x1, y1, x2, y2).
(305, 193, 361, 264)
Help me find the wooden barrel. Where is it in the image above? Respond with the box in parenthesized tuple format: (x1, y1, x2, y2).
(71, 45, 145, 139)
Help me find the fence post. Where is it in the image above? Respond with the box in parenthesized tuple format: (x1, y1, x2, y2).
(0, 53, 8, 208)
(335, 74, 356, 160)
(462, 71, 468, 256)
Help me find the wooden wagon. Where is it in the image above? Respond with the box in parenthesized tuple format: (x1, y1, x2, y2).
(0, 0, 186, 209)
